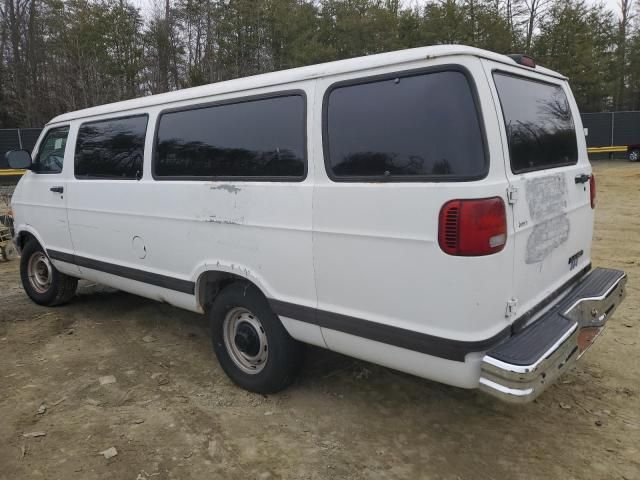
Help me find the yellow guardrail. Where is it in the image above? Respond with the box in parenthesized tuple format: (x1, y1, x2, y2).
(0, 169, 26, 176)
(587, 146, 628, 154)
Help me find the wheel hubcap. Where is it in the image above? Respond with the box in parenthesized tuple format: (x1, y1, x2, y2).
(27, 252, 52, 294)
(631, 151, 639, 161)
(234, 322, 261, 357)
(223, 307, 268, 374)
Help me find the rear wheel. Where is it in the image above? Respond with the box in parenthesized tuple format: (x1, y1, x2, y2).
(209, 282, 304, 393)
(629, 149, 640, 162)
(20, 239, 77, 306)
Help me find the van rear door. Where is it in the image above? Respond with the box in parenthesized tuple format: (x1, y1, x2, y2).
(485, 61, 593, 323)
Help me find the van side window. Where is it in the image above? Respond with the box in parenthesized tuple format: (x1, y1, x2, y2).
(154, 94, 305, 179)
(33, 126, 69, 174)
(75, 115, 148, 179)
(493, 73, 578, 173)
(324, 70, 487, 181)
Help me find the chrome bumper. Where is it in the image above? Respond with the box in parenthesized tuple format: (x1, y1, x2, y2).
(479, 268, 627, 403)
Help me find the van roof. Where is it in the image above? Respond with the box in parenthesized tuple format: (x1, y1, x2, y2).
(49, 45, 566, 125)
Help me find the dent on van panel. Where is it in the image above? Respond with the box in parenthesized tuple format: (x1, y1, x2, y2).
(524, 173, 570, 264)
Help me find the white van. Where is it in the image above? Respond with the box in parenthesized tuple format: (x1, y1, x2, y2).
(7, 46, 627, 403)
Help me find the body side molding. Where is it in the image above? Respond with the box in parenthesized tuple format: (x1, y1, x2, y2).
(47, 249, 195, 295)
(46, 249, 512, 361)
(268, 299, 511, 362)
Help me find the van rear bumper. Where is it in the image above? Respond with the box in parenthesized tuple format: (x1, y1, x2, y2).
(479, 268, 627, 403)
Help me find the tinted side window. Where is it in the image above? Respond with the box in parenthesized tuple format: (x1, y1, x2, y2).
(75, 115, 148, 179)
(325, 70, 486, 180)
(155, 94, 305, 179)
(493, 73, 578, 173)
(33, 127, 69, 174)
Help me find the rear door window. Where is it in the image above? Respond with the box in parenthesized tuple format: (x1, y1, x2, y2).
(324, 69, 487, 181)
(493, 73, 578, 173)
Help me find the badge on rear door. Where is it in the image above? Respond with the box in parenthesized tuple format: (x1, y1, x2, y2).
(568, 250, 584, 270)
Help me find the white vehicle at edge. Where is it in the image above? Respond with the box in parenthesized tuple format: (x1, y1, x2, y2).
(7, 45, 627, 403)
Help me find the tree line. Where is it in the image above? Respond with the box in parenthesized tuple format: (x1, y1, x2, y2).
(0, 0, 638, 128)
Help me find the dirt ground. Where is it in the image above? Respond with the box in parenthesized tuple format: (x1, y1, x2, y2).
(1, 160, 638, 480)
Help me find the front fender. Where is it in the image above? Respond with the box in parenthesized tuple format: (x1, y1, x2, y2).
(12, 223, 46, 253)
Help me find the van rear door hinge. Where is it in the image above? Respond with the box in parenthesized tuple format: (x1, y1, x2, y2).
(507, 185, 519, 204)
(505, 298, 518, 318)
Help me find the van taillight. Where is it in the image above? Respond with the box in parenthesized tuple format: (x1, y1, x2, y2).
(589, 174, 596, 209)
(438, 197, 507, 256)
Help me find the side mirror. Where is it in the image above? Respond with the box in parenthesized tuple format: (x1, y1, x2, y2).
(5, 149, 32, 169)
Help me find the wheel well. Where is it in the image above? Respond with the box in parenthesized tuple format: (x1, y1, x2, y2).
(197, 270, 264, 312)
(15, 231, 37, 252)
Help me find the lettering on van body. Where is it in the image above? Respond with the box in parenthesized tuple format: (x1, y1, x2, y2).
(524, 173, 570, 264)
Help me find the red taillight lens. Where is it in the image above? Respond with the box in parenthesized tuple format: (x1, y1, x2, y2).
(438, 197, 507, 256)
(589, 174, 596, 209)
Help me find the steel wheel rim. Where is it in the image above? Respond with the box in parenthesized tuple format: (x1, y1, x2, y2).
(630, 151, 639, 162)
(223, 307, 268, 374)
(28, 252, 52, 294)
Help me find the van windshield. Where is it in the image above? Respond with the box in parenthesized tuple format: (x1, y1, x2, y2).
(493, 73, 578, 173)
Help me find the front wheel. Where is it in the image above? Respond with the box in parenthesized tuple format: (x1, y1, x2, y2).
(629, 149, 640, 162)
(209, 282, 304, 393)
(20, 239, 77, 306)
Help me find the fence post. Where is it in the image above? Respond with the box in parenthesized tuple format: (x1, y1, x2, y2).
(609, 112, 615, 160)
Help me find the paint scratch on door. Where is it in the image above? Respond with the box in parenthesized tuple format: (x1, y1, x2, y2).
(210, 184, 241, 194)
(204, 215, 245, 225)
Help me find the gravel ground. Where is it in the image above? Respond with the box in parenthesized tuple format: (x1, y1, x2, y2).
(0, 160, 638, 480)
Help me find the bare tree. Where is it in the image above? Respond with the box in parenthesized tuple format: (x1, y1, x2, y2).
(615, 0, 635, 109)
(523, 0, 551, 52)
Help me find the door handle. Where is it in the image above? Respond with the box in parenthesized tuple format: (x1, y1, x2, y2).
(50, 186, 64, 193)
(574, 174, 591, 184)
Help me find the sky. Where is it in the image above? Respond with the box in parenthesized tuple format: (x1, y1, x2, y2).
(129, 0, 626, 21)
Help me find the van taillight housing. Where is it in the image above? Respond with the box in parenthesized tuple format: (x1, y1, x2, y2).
(589, 174, 596, 209)
(438, 197, 507, 256)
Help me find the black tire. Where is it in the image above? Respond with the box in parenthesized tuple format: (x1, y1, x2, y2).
(20, 239, 78, 306)
(629, 149, 640, 162)
(209, 282, 304, 393)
